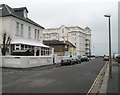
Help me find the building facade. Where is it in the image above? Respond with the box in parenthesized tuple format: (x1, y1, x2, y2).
(43, 25, 91, 56)
(0, 4, 52, 56)
(43, 40, 76, 56)
(118, 1, 120, 54)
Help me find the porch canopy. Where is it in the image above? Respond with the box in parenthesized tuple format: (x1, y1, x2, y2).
(11, 39, 49, 48)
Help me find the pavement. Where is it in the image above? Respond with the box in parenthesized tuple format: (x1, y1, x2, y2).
(86, 59, 120, 95)
(107, 61, 120, 94)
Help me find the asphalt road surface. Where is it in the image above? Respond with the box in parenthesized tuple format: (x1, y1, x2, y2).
(2, 58, 106, 93)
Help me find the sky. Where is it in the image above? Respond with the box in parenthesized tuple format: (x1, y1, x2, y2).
(0, 0, 119, 56)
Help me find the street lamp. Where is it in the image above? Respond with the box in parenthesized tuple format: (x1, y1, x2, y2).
(104, 14, 112, 78)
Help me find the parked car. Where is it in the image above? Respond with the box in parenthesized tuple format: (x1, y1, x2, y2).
(81, 56, 89, 62)
(71, 56, 81, 64)
(77, 56, 82, 64)
(103, 56, 109, 61)
(115, 55, 120, 63)
(87, 55, 96, 59)
(113, 53, 119, 59)
(61, 57, 72, 66)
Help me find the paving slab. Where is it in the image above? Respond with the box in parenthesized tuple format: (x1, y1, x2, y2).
(107, 62, 119, 94)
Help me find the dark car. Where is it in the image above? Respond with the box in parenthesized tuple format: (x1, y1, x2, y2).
(76, 56, 82, 64)
(103, 56, 109, 61)
(61, 57, 72, 66)
(71, 56, 81, 64)
(81, 56, 89, 62)
(116, 55, 120, 63)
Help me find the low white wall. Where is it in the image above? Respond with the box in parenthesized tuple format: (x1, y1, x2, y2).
(2, 56, 53, 68)
(55, 56, 70, 63)
(2, 55, 72, 68)
(54, 56, 62, 63)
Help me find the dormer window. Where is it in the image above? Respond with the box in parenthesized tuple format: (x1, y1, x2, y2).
(14, 7, 28, 18)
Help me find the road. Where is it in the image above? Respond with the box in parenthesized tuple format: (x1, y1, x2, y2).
(2, 58, 106, 93)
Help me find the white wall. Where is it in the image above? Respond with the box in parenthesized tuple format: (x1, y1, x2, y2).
(43, 25, 70, 41)
(0, 17, 11, 46)
(1, 16, 43, 45)
(2, 56, 53, 68)
(11, 17, 43, 43)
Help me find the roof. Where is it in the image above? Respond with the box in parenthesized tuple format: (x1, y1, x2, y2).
(0, 4, 44, 29)
(13, 7, 28, 13)
(85, 26, 91, 31)
(43, 40, 66, 45)
(45, 27, 60, 30)
(11, 39, 49, 48)
(66, 26, 85, 31)
(44, 25, 85, 31)
(43, 40, 76, 48)
(65, 41, 76, 48)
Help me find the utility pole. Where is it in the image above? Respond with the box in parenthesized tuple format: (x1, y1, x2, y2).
(104, 14, 112, 78)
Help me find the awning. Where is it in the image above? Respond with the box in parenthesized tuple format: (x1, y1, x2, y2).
(11, 39, 49, 48)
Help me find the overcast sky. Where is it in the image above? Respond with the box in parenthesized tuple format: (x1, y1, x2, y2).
(0, 0, 119, 55)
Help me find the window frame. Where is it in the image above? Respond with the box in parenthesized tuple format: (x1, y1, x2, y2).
(16, 22, 19, 35)
(20, 24, 23, 36)
(28, 26, 31, 38)
(35, 29, 37, 39)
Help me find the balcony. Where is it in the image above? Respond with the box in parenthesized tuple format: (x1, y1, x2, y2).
(85, 46, 89, 49)
(86, 50, 89, 53)
(85, 43, 89, 45)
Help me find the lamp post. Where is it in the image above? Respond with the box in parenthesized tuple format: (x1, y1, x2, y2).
(104, 14, 112, 78)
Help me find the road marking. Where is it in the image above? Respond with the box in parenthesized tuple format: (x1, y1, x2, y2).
(99, 65, 109, 93)
(87, 61, 108, 94)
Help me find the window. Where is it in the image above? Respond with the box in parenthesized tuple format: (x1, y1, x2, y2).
(16, 22, 19, 35)
(21, 44, 24, 50)
(65, 45, 68, 49)
(41, 47, 44, 56)
(74, 33, 76, 35)
(16, 48, 19, 50)
(74, 37, 76, 41)
(62, 29, 64, 33)
(25, 45, 29, 50)
(16, 44, 19, 46)
(28, 26, 31, 38)
(11, 44, 15, 51)
(15, 44, 20, 50)
(35, 29, 37, 39)
(37, 30, 40, 39)
(20, 24, 23, 36)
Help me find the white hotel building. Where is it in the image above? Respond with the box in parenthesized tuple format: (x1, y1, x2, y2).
(0, 4, 52, 56)
(43, 25, 91, 56)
